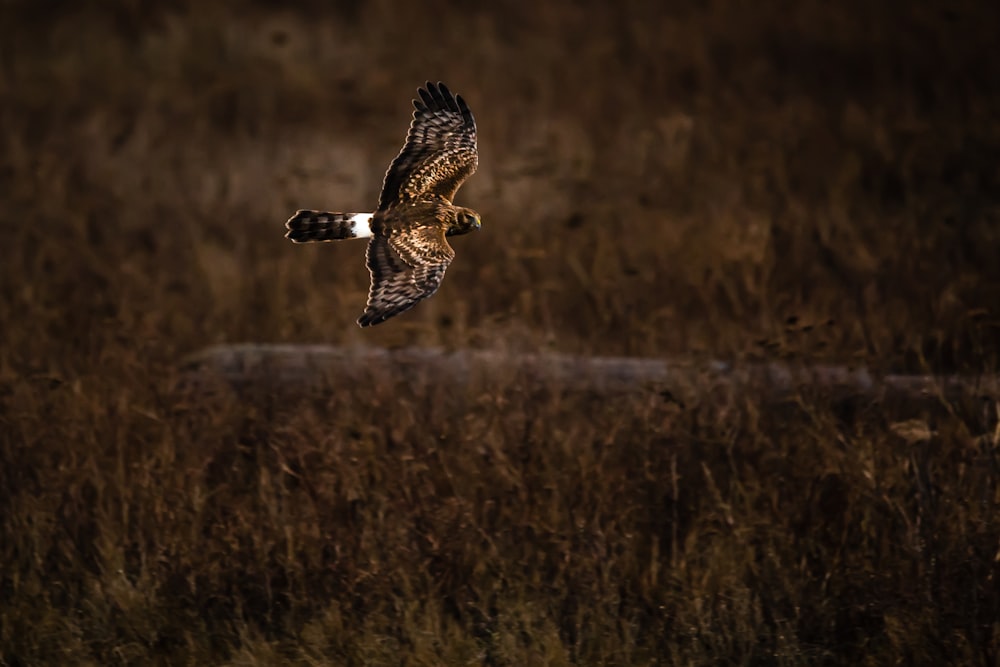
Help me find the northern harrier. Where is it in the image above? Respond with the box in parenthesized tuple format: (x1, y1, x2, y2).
(285, 82, 481, 327)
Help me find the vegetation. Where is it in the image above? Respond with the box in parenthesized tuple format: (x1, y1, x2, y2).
(2, 0, 998, 663)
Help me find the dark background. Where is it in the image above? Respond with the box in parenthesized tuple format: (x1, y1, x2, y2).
(2, 0, 999, 663)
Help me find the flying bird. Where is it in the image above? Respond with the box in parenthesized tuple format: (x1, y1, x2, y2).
(285, 82, 481, 327)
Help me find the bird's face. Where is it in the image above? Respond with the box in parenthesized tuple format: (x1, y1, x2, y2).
(449, 208, 482, 236)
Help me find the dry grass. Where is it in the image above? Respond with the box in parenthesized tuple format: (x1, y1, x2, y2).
(2, 0, 1000, 664)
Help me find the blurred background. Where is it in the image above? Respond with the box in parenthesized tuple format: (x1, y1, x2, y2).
(2, 0, 1000, 663)
(4, 0, 999, 368)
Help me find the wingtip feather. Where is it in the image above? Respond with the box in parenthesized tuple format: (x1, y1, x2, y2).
(357, 308, 390, 327)
(415, 81, 464, 114)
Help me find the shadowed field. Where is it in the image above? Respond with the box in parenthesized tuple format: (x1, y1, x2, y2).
(2, 0, 1000, 663)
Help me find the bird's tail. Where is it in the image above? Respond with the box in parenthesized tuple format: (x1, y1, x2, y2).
(285, 210, 374, 243)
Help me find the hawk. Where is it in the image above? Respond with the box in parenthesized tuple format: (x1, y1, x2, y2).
(285, 81, 481, 327)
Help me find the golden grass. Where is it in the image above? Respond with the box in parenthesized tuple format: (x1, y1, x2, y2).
(2, 0, 999, 663)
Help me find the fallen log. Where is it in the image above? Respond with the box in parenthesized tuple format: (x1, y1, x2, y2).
(178, 344, 1000, 409)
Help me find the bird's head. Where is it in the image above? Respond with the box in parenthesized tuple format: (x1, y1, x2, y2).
(448, 207, 482, 236)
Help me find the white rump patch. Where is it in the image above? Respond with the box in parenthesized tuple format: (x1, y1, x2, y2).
(350, 213, 374, 238)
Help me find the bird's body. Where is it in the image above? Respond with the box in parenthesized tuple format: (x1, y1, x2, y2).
(285, 82, 481, 327)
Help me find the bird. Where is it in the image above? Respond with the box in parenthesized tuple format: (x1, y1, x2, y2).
(285, 81, 481, 327)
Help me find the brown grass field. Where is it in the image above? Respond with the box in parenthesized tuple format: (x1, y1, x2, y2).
(2, 0, 1000, 664)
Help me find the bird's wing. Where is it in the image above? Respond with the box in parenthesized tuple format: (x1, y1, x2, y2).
(377, 82, 478, 211)
(358, 224, 455, 326)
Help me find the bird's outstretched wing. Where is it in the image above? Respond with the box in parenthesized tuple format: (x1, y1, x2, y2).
(377, 82, 478, 211)
(358, 225, 455, 327)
